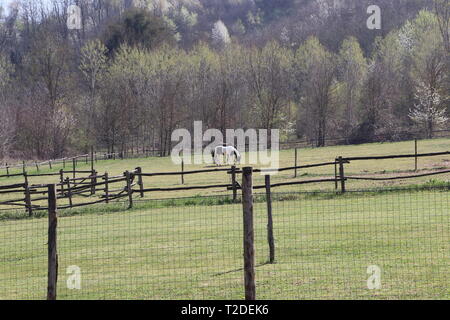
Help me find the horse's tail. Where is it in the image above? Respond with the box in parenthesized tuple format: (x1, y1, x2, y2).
(234, 149, 241, 162)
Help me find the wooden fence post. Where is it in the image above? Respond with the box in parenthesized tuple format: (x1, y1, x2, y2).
(294, 148, 298, 178)
(265, 175, 275, 264)
(24, 172, 33, 217)
(72, 158, 76, 179)
(35, 161, 39, 172)
(136, 167, 144, 198)
(231, 166, 237, 202)
(65, 178, 73, 208)
(415, 139, 418, 172)
(338, 156, 346, 193)
(104, 172, 109, 204)
(181, 160, 185, 185)
(242, 167, 256, 300)
(47, 184, 58, 300)
(90, 170, 97, 195)
(49, 160, 52, 170)
(334, 160, 338, 190)
(63, 158, 65, 169)
(59, 169, 64, 196)
(91, 146, 94, 172)
(22, 161, 26, 175)
(6, 164, 9, 177)
(125, 171, 133, 209)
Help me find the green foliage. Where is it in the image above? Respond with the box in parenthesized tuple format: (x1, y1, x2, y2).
(103, 8, 177, 54)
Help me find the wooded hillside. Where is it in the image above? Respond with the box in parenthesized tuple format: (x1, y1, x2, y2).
(0, 0, 448, 159)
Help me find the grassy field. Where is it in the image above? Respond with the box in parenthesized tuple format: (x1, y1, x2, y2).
(0, 186, 448, 300)
(1, 138, 450, 209)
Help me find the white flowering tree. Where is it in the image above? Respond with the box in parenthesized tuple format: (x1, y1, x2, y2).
(409, 81, 447, 138)
(211, 20, 231, 48)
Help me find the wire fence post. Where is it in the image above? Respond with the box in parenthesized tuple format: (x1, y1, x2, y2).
(47, 184, 58, 300)
(338, 156, 346, 193)
(265, 174, 275, 264)
(242, 166, 256, 300)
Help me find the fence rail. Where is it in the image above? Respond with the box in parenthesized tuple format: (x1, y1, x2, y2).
(2, 147, 450, 215)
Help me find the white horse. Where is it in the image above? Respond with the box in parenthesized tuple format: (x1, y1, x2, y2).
(211, 146, 241, 165)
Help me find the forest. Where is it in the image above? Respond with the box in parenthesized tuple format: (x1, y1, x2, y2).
(0, 0, 448, 159)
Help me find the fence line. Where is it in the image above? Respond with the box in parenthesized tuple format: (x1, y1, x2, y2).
(3, 148, 450, 214)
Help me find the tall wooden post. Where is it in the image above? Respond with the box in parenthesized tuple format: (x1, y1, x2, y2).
(136, 167, 144, 198)
(231, 166, 237, 202)
(47, 184, 58, 300)
(90, 170, 97, 195)
(24, 172, 33, 217)
(414, 139, 418, 172)
(59, 169, 64, 196)
(265, 175, 275, 264)
(65, 178, 73, 208)
(49, 160, 52, 170)
(242, 167, 256, 300)
(181, 160, 185, 185)
(125, 171, 133, 209)
(294, 148, 298, 178)
(72, 158, 76, 179)
(338, 156, 346, 193)
(6, 165, 9, 177)
(104, 172, 109, 204)
(334, 160, 338, 190)
(91, 146, 94, 172)
(22, 161, 26, 175)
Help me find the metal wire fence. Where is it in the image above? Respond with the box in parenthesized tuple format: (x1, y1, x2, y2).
(253, 187, 449, 299)
(0, 184, 448, 300)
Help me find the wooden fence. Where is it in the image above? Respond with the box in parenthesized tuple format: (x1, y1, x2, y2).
(2, 149, 450, 215)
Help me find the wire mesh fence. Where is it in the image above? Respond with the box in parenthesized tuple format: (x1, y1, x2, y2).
(0, 183, 448, 300)
(0, 209, 47, 299)
(56, 198, 244, 299)
(254, 187, 449, 299)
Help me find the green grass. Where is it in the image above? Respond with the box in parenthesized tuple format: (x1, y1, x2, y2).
(1, 187, 448, 300)
(1, 137, 450, 211)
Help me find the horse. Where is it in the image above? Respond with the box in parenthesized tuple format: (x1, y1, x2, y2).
(211, 145, 241, 166)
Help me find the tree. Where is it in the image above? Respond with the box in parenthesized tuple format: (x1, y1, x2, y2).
(336, 37, 367, 142)
(211, 20, 231, 48)
(294, 36, 337, 147)
(79, 39, 108, 148)
(0, 53, 14, 159)
(103, 8, 177, 54)
(409, 81, 447, 138)
(246, 41, 292, 146)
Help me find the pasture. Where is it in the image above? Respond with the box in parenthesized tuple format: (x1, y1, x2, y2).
(0, 138, 449, 300)
(1, 138, 450, 203)
(0, 187, 448, 299)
